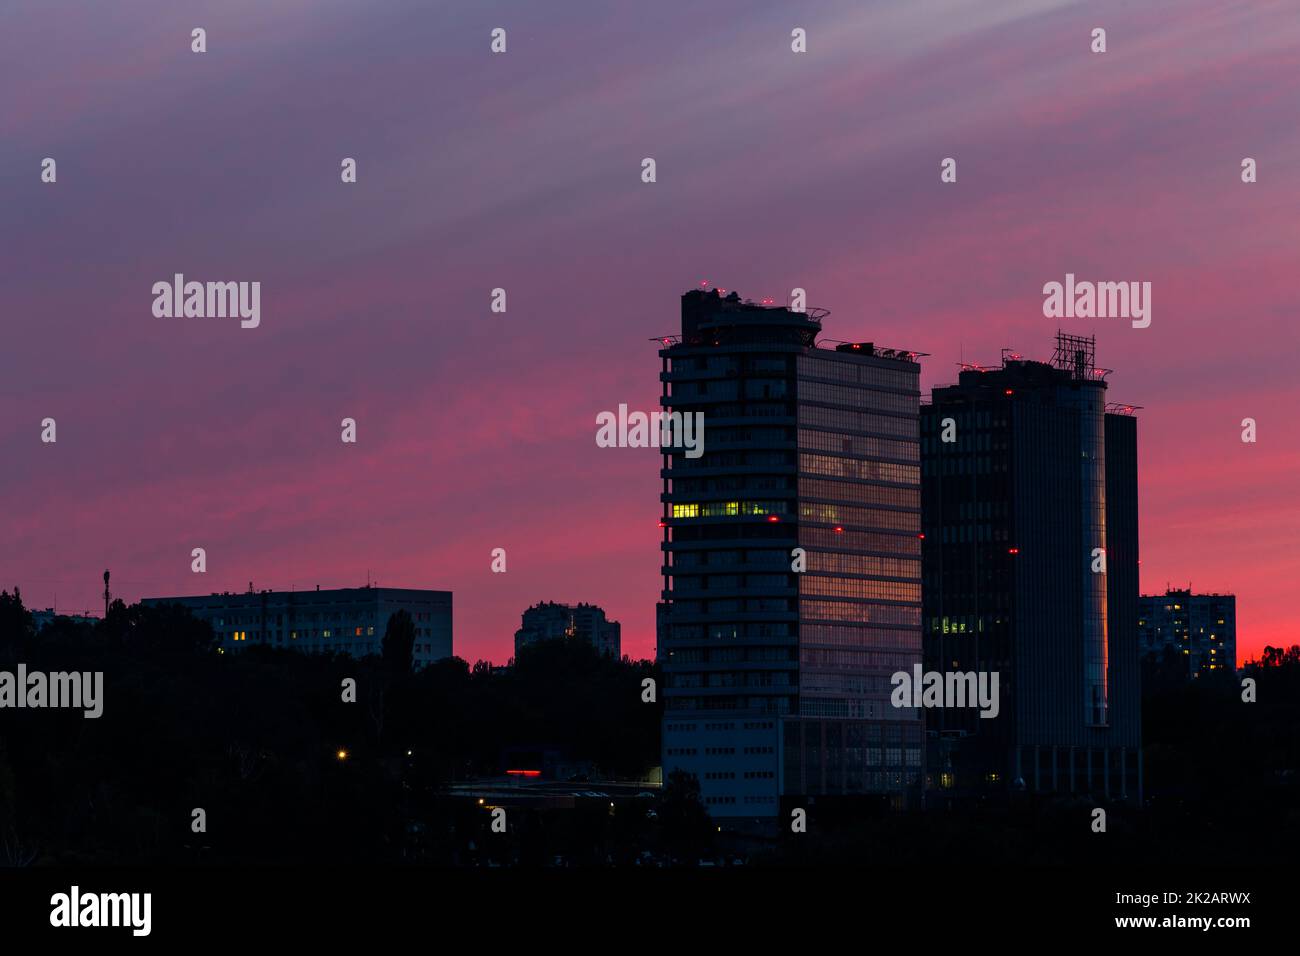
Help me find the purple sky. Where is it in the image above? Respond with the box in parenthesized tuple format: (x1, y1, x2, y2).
(3, 0, 1297, 663)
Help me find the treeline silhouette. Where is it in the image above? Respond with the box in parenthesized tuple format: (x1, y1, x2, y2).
(0, 589, 675, 865)
(3, 587, 1296, 866)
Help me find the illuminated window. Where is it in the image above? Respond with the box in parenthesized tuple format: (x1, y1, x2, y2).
(367, 626, 374, 636)
(324, 629, 332, 638)
(355, 627, 362, 636)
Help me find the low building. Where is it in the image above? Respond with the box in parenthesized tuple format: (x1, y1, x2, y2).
(142, 586, 452, 667)
(32, 609, 100, 631)
(1138, 588, 1236, 679)
(514, 602, 621, 659)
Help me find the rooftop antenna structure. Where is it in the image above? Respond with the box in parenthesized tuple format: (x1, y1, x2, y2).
(103, 569, 110, 619)
(1051, 330, 1094, 379)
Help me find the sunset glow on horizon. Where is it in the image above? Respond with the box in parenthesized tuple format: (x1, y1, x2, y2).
(3, 0, 1297, 663)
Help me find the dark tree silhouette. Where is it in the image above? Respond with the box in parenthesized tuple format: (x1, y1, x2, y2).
(658, 769, 713, 862)
(0, 588, 32, 656)
(381, 609, 416, 674)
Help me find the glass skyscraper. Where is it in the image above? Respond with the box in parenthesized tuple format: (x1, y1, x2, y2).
(920, 334, 1142, 801)
(657, 288, 923, 818)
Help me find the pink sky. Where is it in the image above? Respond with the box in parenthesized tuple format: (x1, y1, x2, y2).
(2, 0, 1297, 663)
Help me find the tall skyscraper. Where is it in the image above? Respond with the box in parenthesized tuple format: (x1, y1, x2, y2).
(1138, 588, 1236, 679)
(658, 288, 924, 818)
(514, 601, 621, 659)
(920, 333, 1141, 800)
